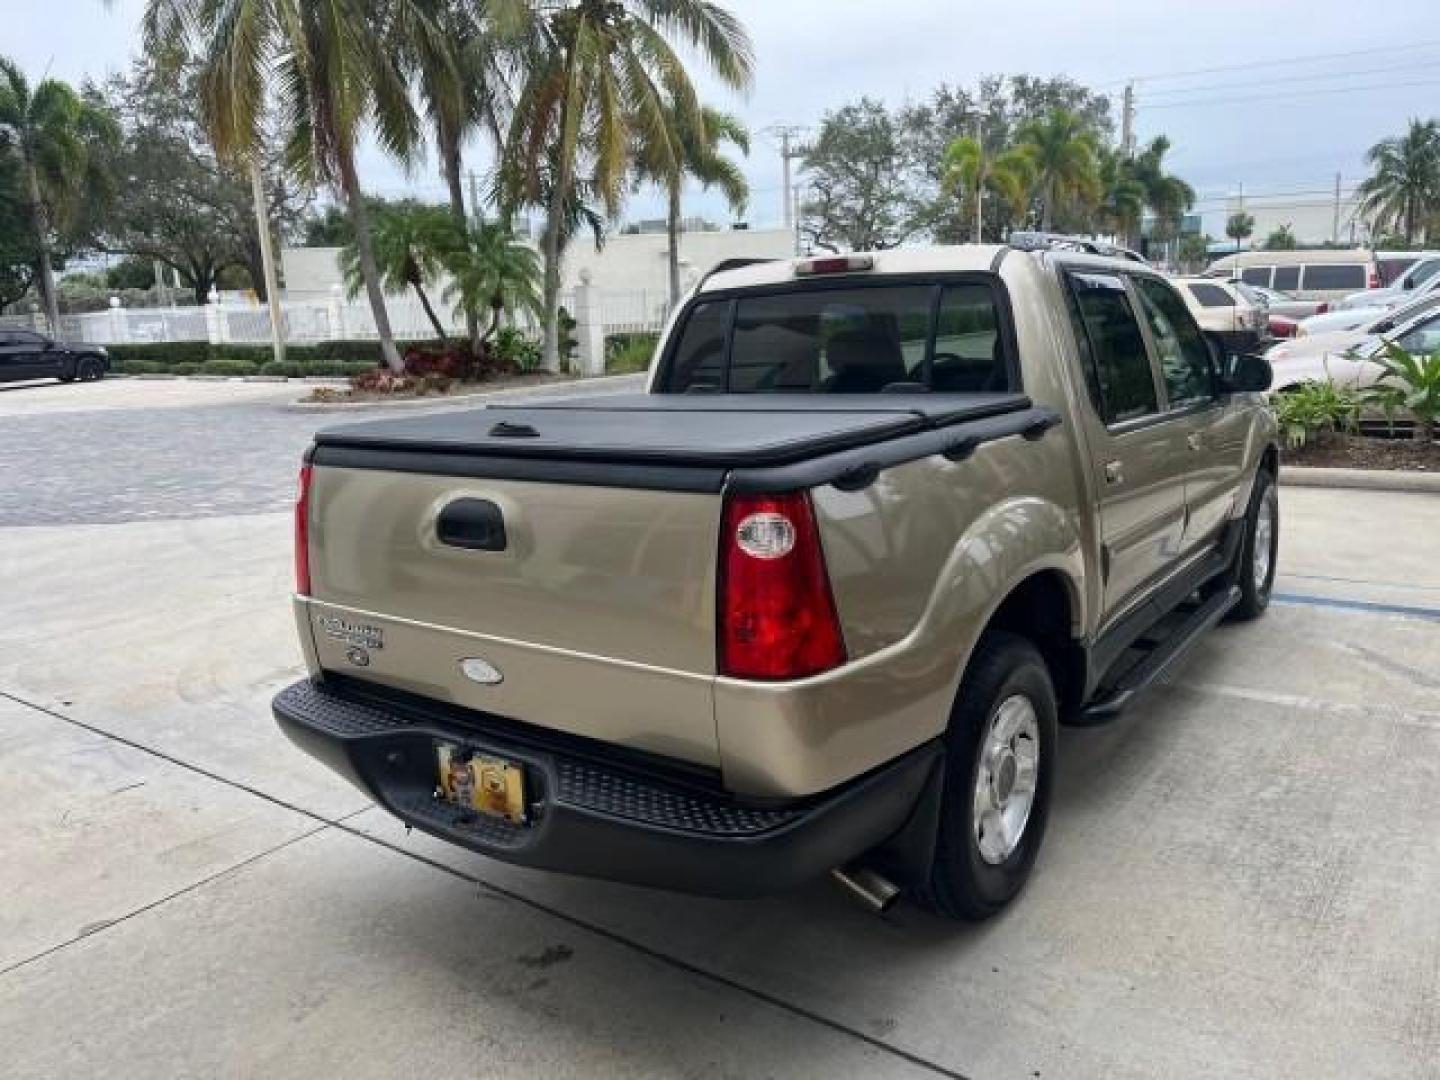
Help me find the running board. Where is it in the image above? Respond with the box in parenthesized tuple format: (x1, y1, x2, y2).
(1071, 586, 1240, 726)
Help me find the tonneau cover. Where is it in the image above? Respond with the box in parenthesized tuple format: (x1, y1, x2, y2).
(313, 392, 1030, 469)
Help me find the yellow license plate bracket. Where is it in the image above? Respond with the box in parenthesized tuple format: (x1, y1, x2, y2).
(435, 742, 527, 824)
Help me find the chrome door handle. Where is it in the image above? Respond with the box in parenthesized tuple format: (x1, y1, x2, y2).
(1187, 432, 1203, 451)
(1104, 460, 1124, 484)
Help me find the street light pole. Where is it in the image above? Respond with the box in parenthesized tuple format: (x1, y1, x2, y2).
(250, 157, 286, 365)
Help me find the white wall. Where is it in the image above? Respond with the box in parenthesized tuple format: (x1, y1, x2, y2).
(279, 226, 795, 301)
(1223, 195, 1369, 247)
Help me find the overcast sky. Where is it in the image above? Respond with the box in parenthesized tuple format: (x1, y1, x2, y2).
(9, 0, 1440, 236)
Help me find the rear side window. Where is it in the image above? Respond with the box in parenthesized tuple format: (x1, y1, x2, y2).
(1066, 271, 1159, 425)
(1273, 266, 1301, 291)
(1408, 260, 1440, 288)
(1241, 266, 1272, 287)
(1187, 283, 1235, 308)
(1301, 264, 1366, 290)
(659, 280, 1012, 394)
(1133, 277, 1214, 409)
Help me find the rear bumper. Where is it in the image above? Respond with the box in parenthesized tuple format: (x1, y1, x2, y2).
(273, 678, 940, 898)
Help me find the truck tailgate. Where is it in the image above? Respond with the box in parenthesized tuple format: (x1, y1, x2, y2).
(300, 393, 1028, 768)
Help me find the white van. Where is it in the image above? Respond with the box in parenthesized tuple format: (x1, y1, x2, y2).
(1205, 249, 1377, 302)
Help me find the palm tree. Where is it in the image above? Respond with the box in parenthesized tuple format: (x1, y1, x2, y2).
(636, 104, 749, 307)
(1358, 119, 1440, 245)
(407, 0, 519, 351)
(1128, 136, 1194, 248)
(444, 219, 543, 342)
(1014, 108, 1099, 231)
(1094, 147, 1144, 243)
(1226, 211, 1255, 253)
(943, 134, 1033, 242)
(338, 201, 456, 341)
(503, 0, 754, 371)
(0, 60, 117, 331)
(143, 0, 430, 373)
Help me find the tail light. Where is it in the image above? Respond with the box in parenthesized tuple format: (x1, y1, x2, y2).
(294, 463, 313, 596)
(795, 254, 874, 276)
(1368, 269, 1379, 289)
(719, 491, 846, 680)
(1316, 302, 1329, 315)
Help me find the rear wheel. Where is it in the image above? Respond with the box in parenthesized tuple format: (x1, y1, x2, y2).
(915, 632, 1057, 921)
(77, 357, 104, 382)
(1229, 468, 1278, 621)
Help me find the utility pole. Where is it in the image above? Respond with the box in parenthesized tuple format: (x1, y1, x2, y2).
(972, 117, 985, 243)
(1121, 82, 1136, 158)
(764, 124, 807, 230)
(792, 184, 803, 255)
(1332, 172, 1342, 245)
(249, 158, 285, 365)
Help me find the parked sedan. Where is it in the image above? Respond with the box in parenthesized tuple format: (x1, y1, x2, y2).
(0, 329, 109, 385)
(1267, 302, 1440, 394)
(1229, 281, 1327, 320)
(1331, 254, 1440, 311)
(1297, 281, 1440, 337)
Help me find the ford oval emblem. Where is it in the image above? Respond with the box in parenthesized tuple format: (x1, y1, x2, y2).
(460, 657, 504, 686)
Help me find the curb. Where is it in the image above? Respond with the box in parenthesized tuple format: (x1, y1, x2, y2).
(283, 373, 642, 412)
(1280, 465, 1440, 494)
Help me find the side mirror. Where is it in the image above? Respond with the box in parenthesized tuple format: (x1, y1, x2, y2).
(1220, 351, 1272, 394)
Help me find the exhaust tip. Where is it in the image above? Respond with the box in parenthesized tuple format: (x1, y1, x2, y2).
(831, 865, 901, 914)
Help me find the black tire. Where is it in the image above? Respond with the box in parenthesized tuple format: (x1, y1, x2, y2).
(915, 632, 1058, 921)
(78, 357, 104, 382)
(1229, 468, 1278, 621)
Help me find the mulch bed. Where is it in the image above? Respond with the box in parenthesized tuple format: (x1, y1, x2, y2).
(302, 372, 566, 404)
(1282, 434, 1440, 471)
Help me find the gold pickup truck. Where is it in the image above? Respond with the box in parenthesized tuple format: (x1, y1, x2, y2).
(274, 243, 1278, 920)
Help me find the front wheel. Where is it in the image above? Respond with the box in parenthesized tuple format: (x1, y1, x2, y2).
(1230, 469, 1278, 621)
(77, 357, 104, 382)
(915, 632, 1057, 921)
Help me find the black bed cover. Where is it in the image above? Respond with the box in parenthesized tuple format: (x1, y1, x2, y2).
(310, 392, 1058, 492)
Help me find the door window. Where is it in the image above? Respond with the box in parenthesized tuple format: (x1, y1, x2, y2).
(1240, 266, 1272, 287)
(1301, 264, 1366, 291)
(1134, 277, 1214, 409)
(1066, 271, 1159, 425)
(1273, 266, 1301, 291)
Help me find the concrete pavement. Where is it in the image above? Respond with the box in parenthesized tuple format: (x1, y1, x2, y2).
(1, 379, 1438, 1079)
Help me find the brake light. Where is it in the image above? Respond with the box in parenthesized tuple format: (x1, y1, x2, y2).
(1316, 302, 1329, 314)
(295, 463, 313, 596)
(1368, 269, 1379, 289)
(719, 491, 846, 680)
(795, 254, 874, 276)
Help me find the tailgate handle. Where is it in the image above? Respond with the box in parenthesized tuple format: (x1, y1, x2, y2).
(489, 420, 539, 438)
(437, 498, 508, 551)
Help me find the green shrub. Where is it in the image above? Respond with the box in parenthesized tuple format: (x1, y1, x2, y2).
(171, 362, 202, 376)
(1361, 340, 1440, 442)
(259, 360, 301, 377)
(203, 359, 260, 377)
(492, 327, 541, 372)
(104, 340, 430, 374)
(606, 335, 657, 374)
(1270, 379, 1358, 448)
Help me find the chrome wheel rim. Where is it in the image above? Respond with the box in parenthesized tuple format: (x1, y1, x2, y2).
(1253, 488, 1276, 593)
(973, 694, 1040, 866)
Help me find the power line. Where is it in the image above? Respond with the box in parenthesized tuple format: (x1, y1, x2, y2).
(1110, 37, 1440, 85)
(1141, 58, 1440, 99)
(1142, 78, 1440, 110)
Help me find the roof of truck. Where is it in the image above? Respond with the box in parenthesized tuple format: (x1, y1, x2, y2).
(698, 244, 1011, 294)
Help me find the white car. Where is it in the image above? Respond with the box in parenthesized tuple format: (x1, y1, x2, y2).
(1331, 254, 1440, 311)
(1267, 303, 1440, 394)
(1170, 277, 1266, 350)
(1229, 282, 1325, 321)
(1297, 282, 1440, 337)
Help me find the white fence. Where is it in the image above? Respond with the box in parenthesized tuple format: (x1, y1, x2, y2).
(5, 286, 673, 355)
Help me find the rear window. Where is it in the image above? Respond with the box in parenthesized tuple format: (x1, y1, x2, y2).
(1187, 283, 1236, 308)
(1301, 264, 1366, 290)
(659, 281, 1011, 394)
(1273, 266, 1301, 291)
(1241, 266, 1272, 287)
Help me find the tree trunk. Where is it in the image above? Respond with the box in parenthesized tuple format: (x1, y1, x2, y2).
(540, 169, 567, 374)
(338, 150, 404, 373)
(24, 159, 60, 333)
(439, 130, 482, 354)
(667, 183, 683, 309)
(1040, 178, 1054, 232)
(414, 284, 448, 342)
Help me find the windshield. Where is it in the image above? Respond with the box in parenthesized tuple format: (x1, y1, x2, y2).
(658, 280, 1014, 394)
